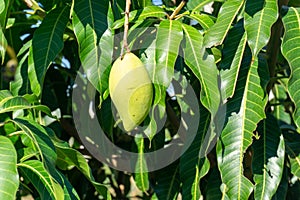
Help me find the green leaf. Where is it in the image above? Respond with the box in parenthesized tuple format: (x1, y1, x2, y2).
(0, 27, 7, 64)
(205, 168, 222, 200)
(11, 118, 57, 165)
(10, 50, 31, 95)
(180, 104, 211, 200)
(154, 163, 181, 200)
(73, 0, 113, 105)
(28, 5, 70, 96)
(143, 20, 183, 140)
(186, 13, 214, 31)
(253, 114, 285, 200)
(203, 0, 245, 47)
(0, 94, 54, 117)
(244, 0, 278, 57)
(272, 166, 288, 200)
(187, 0, 214, 11)
(182, 24, 220, 116)
(138, 0, 152, 7)
(219, 21, 247, 101)
(273, 83, 291, 125)
(112, 6, 166, 29)
(0, 0, 9, 28)
(0, 136, 19, 200)
(156, 20, 183, 87)
(281, 7, 300, 129)
(55, 140, 112, 199)
(217, 55, 269, 199)
(134, 136, 149, 192)
(18, 160, 63, 200)
(286, 136, 300, 179)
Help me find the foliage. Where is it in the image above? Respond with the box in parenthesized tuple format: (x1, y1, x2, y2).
(1, 0, 300, 199)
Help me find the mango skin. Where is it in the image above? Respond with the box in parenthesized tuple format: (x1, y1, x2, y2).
(109, 53, 153, 131)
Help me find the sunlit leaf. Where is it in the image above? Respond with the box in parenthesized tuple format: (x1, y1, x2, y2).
(187, 0, 214, 11)
(281, 7, 300, 129)
(18, 160, 63, 200)
(203, 0, 245, 47)
(217, 55, 269, 199)
(0, 136, 19, 200)
(73, 0, 113, 105)
(112, 6, 166, 29)
(182, 24, 220, 116)
(134, 136, 149, 192)
(244, 0, 278, 56)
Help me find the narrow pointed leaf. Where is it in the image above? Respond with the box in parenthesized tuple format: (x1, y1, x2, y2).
(180, 105, 211, 200)
(182, 24, 220, 116)
(217, 55, 269, 199)
(0, 136, 19, 200)
(28, 6, 70, 96)
(143, 20, 182, 140)
(281, 7, 300, 129)
(155, 20, 183, 87)
(203, 0, 245, 47)
(154, 164, 181, 200)
(220, 22, 247, 101)
(273, 84, 291, 125)
(244, 0, 278, 56)
(11, 118, 57, 164)
(55, 140, 112, 199)
(134, 136, 149, 192)
(0, 28, 7, 64)
(73, 0, 113, 105)
(187, 13, 214, 31)
(187, 0, 214, 11)
(18, 160, 63, 200)
(112, 6, 166, 29)
(253, 114, 285, 200)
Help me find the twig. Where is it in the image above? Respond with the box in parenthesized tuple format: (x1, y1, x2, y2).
(169, 0, 186, 20)
(121, 0, 131, 58)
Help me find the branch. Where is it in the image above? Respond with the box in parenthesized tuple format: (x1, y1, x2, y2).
(169, 0, 186, 20)
(121, 0, 131, 58)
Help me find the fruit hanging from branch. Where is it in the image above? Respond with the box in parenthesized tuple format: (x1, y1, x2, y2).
(109, 52, 153, 131)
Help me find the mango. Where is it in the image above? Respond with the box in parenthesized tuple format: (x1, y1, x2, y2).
(109, 53, 153, 131)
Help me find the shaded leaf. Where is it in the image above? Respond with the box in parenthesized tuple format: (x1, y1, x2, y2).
(281, 7, 300, 129)
(244, 0, 278, 56)
(0, 136, 19, 200)
(219, 21, 247, 101)
(55, 140, 112, 199)
(11, 118, 57, 165)
(253, 114, 285, 200)
(28, 5, 70, 96)
(154, 163, 181, 200)
(134, 136, 149, 192)
(203, 0, 245, 47)
(18, 160, 63, 200)
(180, 105, 211, 200)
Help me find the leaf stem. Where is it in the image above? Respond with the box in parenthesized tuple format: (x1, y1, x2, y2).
(121, 0, 131, 58)
(169, 0, 186, 20)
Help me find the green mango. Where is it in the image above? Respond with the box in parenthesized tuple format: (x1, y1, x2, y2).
(109, 52, 153, 131)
